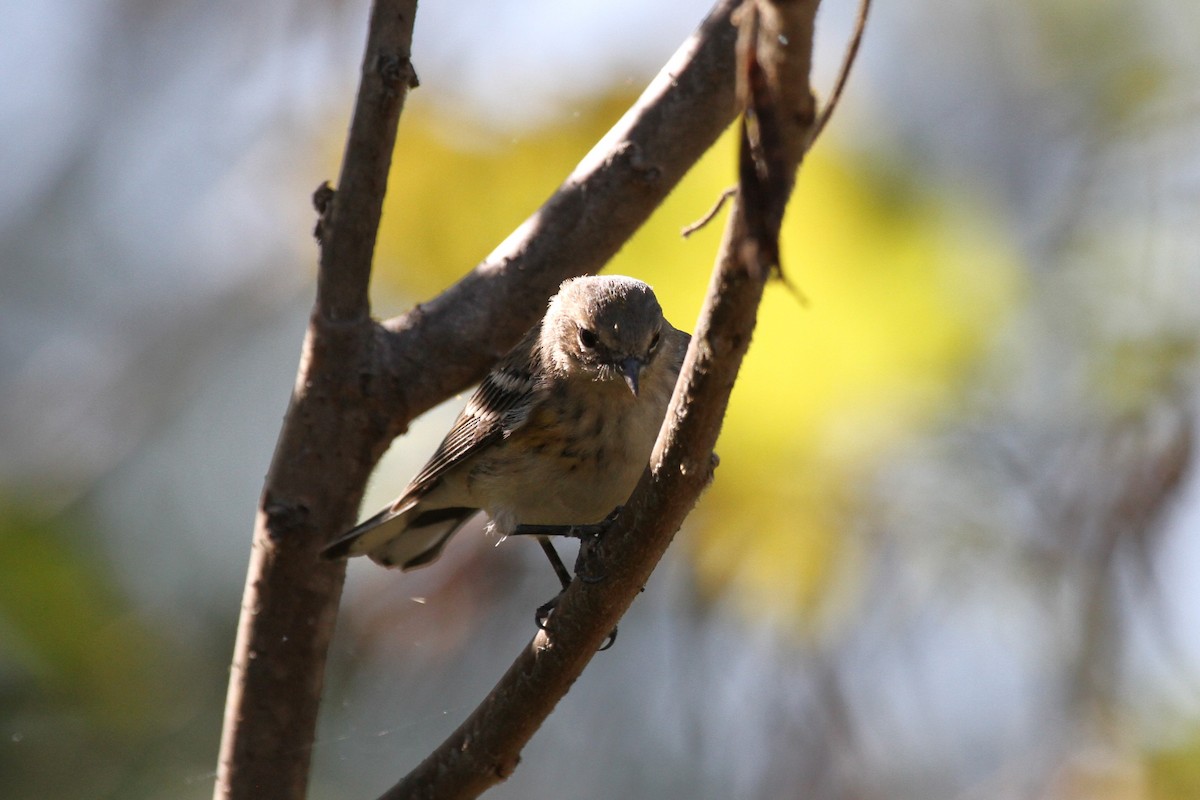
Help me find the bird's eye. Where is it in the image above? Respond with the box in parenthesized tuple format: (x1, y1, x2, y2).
(578, 327, 599, 349)
(649, 330, 661, 352)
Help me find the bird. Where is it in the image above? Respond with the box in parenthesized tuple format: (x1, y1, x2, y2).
(321, 275, 690, 577)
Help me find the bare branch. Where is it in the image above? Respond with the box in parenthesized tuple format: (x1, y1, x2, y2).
(377, 1, 828, 797)
(681, 186, 737, 237)
(317, 3, 419, 323)
(677, 0, 870, 239)
(807, 0, 872, 150)
(214, 2, 418, 799)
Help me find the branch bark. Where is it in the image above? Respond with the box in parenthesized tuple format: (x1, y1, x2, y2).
(215, 1, 745, 798)
(214, 3, 419, 799)
(378, 1, 822, 797)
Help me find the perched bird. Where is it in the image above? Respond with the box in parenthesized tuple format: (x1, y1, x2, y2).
(321, 275, 690, 573)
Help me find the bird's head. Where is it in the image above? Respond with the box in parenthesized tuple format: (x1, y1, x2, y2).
(543, 275, 666, 396)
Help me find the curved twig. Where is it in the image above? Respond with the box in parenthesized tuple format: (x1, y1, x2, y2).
(807, 0, 871, 149)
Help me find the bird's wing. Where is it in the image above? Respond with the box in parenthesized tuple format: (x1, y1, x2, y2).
(398, 326, 547, 505)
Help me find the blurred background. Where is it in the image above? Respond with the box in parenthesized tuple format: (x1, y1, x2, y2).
(3, 0, 1199, 798)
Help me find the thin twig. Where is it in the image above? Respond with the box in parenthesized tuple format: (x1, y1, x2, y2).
(682, 187, 737, 237)
(807, 0, 872, 150)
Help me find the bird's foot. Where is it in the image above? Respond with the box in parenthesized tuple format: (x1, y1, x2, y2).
(534, 592, 618, 652)
(573, 525, 608, 584)
(511, 505, 623, 541)
(534, 592, 561, 631)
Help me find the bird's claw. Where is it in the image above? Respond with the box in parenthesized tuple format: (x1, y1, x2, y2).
(534, 591, 618, 651)
(574, 531, 608, 584)
(522, 507, 625, 649)
(535, 593, 561, 631)
(598, 627, 618, 651)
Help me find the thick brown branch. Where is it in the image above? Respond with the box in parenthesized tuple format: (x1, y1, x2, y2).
(378, 1, 824, 797)
(213, 2, 418, 799)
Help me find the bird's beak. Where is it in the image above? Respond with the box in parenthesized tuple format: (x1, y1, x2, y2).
(619, 357, 643, 397)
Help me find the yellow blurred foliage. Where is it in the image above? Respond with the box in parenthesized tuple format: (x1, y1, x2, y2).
(684, 144, 1022, 630)
(372, 95, 647, 300)
(1147, 730, 1200, 800)
(365, 92, 1023, 630)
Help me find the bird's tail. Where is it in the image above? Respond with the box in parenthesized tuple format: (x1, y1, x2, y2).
(320, 503, 478, 570)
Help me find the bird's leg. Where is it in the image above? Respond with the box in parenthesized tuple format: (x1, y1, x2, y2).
(533, 590, 617, 652)
(537, 536, 573, 590)
(571, 519, 611, 585)
(533, 536, 570, 634)
(511, 505, 623, 541)
(523, 511, 623, 651)
(513, 506, 622, 583)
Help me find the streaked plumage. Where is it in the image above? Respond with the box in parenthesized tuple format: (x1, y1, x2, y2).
(321, 275, 690, 571)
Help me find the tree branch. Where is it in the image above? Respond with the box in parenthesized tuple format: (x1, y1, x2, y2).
(378, 1, 824, 797)
(214, 2, 418, 799)
(216, 0, 747, 798)
(316, 4, 419, 323)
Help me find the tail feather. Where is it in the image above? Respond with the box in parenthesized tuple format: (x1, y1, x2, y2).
(321, 503, 478, 571)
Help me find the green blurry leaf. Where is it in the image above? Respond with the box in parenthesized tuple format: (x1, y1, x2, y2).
(0, 506, 174, 733)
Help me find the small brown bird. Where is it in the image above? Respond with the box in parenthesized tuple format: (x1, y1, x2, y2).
(321, 275, 690, 573)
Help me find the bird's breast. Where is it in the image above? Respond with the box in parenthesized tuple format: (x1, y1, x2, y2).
(464, 378, 665, 529)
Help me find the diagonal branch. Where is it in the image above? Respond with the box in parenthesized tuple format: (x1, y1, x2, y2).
(377, 1, 826, 797)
